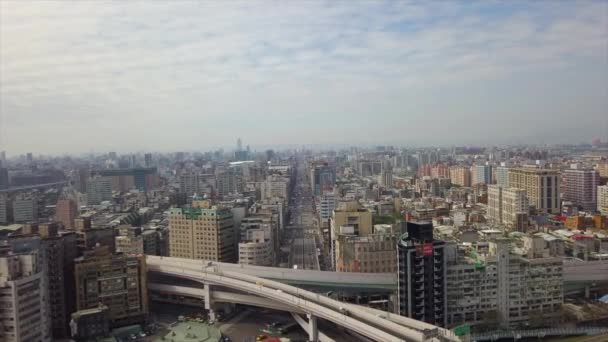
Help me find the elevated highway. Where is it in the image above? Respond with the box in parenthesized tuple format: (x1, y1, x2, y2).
(147, 256, 460, 342)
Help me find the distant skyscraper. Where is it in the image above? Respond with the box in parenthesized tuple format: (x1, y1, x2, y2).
(56, 198, 78, 229)
(508, 168, 560, 214)
(108, 151, 117, 160)
(0, 194, 8, 224)
(474, 164, 493, 184)
(562, 165, 599, 212)
(86, 177, 112, 205)
(449, 166, 471, 187)
(13, 193, 37, 223)
(129, 154, 137, 168)
(496, 163, 510, 187)
(0, 167, 8, 190)
(144, 153, 153, 167)
(488, 185, 529, 231)
(0, 151, 5, 166)
(397, 221, 447, 326)
(26, 152, 33, 163)
(76, 167, 89, 193)
(378, 167, 393, 188)
(237, 137, 243, 151)
(310, 162, 335, 196)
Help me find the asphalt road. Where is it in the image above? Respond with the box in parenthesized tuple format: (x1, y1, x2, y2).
(284, 159, 320, 271)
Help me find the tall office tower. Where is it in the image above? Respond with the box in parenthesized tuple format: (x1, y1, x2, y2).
(319, 193, 337, 228)
(0, 150, 5, 166)
(237, 137, 243, 151)
(474, 164, 493, 184)
(179, 172, 199, 196)
(449, 166, 472, 187)
(496, 163, 510, 187)
(562, 165, 600, 212)
(144, 153, 153, 167)
(108, 151, 117, 160)
(39, 224, 71, 338)
(26, 152, 33, 163)
(76, 167, 89, 193)
(56, 198, 78, 229)
(261, 174, 289, 201)
(598, 185, 608, 215)
(0, 167, 8, 190)
(169, 206, 236, 262)
(12, 193, 37, 223)
(74, 246, 148, 326)
(0, 248, 51, 342)
(487, 185, 502, 224)
(0, 194, 8, 224)
(310, 162, 335, 196)
(7, 227, 78, 339)
(397, 221, 447, 326)
(216, 169, 239, 198)
(86, 176, 112, 205)
(417, 152, 430, 167)
(508, 168, 560, 214)
(129, 155, 137, 168)
(488, 185, 529, 231)
(378, 166, 393, 188)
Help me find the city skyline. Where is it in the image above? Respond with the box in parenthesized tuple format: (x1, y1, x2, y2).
(1, 1, 607, 154)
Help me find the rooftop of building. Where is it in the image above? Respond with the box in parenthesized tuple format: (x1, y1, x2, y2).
(153, 321, 221, 342)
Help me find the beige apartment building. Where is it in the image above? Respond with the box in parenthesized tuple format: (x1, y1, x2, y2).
(334, 225, 397, 273)
(331, 200, 373, 236)
(169, 206, 236, 262)
(598, 185, 608, 215)
(450, 166, 472, 187)
(508, 168, 560, 214)
(488, 185, 529, 231)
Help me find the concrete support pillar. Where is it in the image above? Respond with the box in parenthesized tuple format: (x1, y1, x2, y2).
(307, 313, 318, 342)
(204, 284, 216, 321)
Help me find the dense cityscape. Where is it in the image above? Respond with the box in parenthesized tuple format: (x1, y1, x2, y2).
(2, 1, 608, 342)
(0, 141, 607, 341)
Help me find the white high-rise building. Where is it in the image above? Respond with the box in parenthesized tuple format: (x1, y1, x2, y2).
(562, 166, 600, 212)
(598, 185, 608, 215)
(447, 240, 563, 329)
(238, 230, 273, 266)
(488, 185, 529, 231)
(86, 176, 112, 205)
(319, 193, 337, 227)
(496, 163, 510, 187)
(0, 250, 51, 342)
(12, 193, 37, 223)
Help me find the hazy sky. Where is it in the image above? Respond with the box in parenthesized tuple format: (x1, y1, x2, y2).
(1, 1, 607, 155)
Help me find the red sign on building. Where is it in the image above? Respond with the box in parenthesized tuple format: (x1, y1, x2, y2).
(422, 243, 433, 256)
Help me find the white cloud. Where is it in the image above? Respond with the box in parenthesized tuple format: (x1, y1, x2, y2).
(0, 1, 606, 154)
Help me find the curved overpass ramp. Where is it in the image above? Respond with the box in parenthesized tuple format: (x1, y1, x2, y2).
(146, 256, 460, 342)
